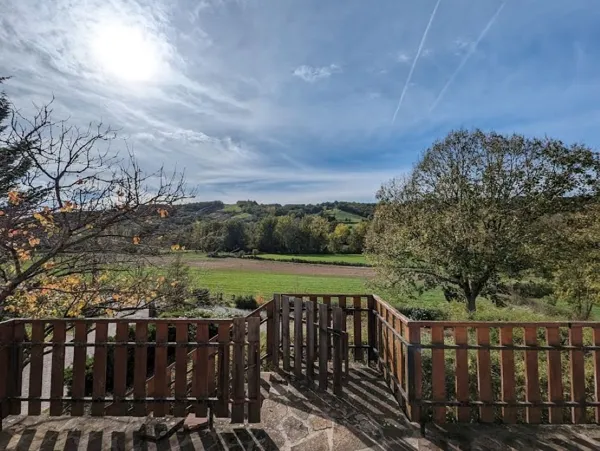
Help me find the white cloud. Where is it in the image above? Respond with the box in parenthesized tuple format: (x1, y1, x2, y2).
(293, 64, 341, 83)
(397, 52, 411, 64)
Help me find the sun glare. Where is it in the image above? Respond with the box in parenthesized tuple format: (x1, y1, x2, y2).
(91, 23, 159, 82)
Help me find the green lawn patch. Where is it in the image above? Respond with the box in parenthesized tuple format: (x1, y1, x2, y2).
(189, 268, 368, 297)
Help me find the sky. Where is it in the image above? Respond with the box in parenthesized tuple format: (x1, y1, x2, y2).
(2, 0, 600, 203)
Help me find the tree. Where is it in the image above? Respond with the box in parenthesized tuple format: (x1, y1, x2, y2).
(300, 215, 330, 253)
(348, 221, 369, 253)
(329, 223, 351, 253)
(367, 129, 600, 312)
(550, 205, 600, 319)
(0, 88, 187, 318)
(253, 215, 278, 252)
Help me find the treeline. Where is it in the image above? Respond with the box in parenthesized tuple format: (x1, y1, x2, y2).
(178, 215, 369, 254)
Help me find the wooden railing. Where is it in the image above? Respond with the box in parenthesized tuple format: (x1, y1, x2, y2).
(4, 293, 600, 428)
(370, 295, 600, 425)
(267, 294, 600, 425)
(0, 317, 261, 428)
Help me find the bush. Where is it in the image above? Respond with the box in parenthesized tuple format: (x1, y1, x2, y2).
(396, 306, 448, 321)
(192, 288, 212, 306)
(233, 295, 258, 310)
(510, 280, 554, 299)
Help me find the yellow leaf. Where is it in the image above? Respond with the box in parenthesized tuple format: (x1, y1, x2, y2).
(8, 191, 21, 205)
(170, 244, 181, 251)
(28, 237, 40, 247)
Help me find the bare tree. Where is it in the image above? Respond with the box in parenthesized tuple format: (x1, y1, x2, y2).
(0, 97, 188, 318)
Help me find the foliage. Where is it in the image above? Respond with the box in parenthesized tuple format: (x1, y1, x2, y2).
(233, 294, 259, 310)
(0, 81, 187, 318)
(550, 205, 600, 319)
(153, 254, 193, 313)
(368, 129, 600, 312)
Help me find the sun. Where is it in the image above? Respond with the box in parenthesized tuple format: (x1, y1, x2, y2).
(91, 23, 159, 82)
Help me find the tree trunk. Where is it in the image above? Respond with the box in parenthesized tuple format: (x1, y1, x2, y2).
(467, 295, 477, 313)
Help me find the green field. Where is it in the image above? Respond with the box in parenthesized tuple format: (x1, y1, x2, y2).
(324, 208, 365, 224)
(256, 253, 368, 265)
(189, 268, 368, 297)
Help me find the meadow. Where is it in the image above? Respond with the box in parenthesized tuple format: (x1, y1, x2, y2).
(188, 267, 368, 298)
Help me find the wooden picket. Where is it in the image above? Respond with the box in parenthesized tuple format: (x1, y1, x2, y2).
(0, 318, 261, 424)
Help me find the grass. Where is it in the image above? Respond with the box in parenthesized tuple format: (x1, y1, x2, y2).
(323, 208, 365, 224)
(256, 253, 368, 265)
(189, 268, 368, 297)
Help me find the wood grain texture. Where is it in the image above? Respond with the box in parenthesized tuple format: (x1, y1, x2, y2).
(133, 322, 148, 416)
(294, 297, 303, 378)
(153, 323, 168, 417)
(231, 317, 245, 423)
(91, 322, 108, 417)
(476, 327, 493, 423)
(173, 323, 188, 417)
(247, 317, 261, 423)
(524, 327, 541, 423)
(49, 322, 66, 416)
(28, 322, 44, 415)
(500, 327, 516, 423)
(569, 326, 586, 423)
(71, 322, 88, 416)
(454, 327, 470, 422)
(195, 323, 209, 417)
(282, 296, 290, 372)
(431, 325, 446, 423)
(319, 303, 328, 391)
(546, 327, 563, 424)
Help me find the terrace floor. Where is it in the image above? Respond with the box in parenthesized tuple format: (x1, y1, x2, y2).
(3, 364, 600, 450)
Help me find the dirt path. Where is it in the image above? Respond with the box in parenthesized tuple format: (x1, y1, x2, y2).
(183, 257, 375, 278)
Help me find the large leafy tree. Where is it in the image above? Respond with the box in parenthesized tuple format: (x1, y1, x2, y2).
(0, 83, 187, 318)
(367, 129, 600, 312)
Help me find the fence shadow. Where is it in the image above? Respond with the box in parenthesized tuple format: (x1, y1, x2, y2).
(0, 416, 280, 450)
(424, 421, 600, 450)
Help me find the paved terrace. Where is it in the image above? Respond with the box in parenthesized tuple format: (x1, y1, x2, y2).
(3, 366, 600, 450)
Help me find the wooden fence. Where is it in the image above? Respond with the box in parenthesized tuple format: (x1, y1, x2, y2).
(4, 293, 600, 427)
(370, 294, 600, 425)
(0, 317, 261, 428)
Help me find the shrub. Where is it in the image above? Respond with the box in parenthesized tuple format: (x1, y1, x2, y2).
(233, 295, 258, 310)
(396, 306, 448, 321)
(192, 288, 212, 306)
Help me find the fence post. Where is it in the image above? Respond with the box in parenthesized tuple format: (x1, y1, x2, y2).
(247, 317, 261, 423)
(0, 321, 13, 428)
(332, 307, 344, 396)
(272, 295, 281, 368)
(294, 297, 303, 379)
(231, 317, 246, 423)
(406, 323, 421, 423)
(282, 296, 291, 372)
(266, 299, 274, 365)
(319, 303, 328, 390)
(367, 296, 376, 362)
(9, 321, 23, 415)
(306, 301, 315, 384)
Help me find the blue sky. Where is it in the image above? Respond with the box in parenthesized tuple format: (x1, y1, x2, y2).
(2, 0, 600, 203)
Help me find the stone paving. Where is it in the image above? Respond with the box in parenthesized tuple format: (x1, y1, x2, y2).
(4, 364, 600, 450)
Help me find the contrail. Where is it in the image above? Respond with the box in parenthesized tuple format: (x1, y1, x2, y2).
(391, 0, 442, 124)
(429, 2, 505, 113)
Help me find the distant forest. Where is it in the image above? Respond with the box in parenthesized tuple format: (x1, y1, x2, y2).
(161, 200, 375, 254)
